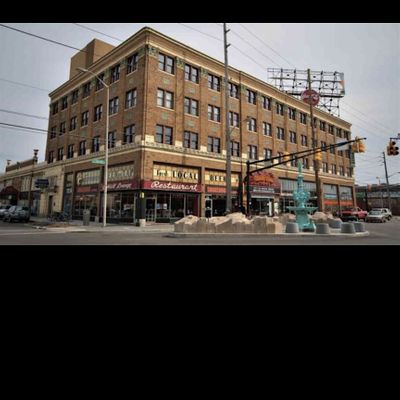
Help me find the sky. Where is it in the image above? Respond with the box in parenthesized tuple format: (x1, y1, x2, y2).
(0, 23, 399, 185)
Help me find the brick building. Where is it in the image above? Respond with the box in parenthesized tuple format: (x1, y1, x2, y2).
(40, 26, 356, 223)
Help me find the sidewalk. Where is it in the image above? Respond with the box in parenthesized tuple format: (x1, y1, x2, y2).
(28, 217, 175, 233)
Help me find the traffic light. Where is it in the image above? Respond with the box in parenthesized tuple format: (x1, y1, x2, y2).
(352, 136, 360, 153)
(283, 151, 290, 164)
(387, 141, 399, 156)
(314, 150, 322, 161)
(358, 140, 366, 153)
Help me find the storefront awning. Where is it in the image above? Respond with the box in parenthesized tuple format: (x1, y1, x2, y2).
(0, 186, 19, 196)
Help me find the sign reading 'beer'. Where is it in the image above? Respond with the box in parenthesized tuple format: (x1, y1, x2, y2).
(205, 170, 240, 187)
(153, 164, 200, 183)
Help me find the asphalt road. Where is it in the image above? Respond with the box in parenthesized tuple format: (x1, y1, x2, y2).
(0, 219, 399, 245)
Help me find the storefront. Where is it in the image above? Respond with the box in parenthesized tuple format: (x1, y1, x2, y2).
(63, 173, 74, 217)
(142, 163, 202, 222)
(0, 186, 19, 205)
(205, 170, 240, 217)
(73, 169, 101, 220)
(280, 179, 316, 213)
(249, 171, 281, 216)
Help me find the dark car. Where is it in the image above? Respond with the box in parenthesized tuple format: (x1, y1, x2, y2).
(0, 205, 12, 219)
(4, 206, 30, 223)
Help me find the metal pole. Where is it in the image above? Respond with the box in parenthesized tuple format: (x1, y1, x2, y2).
(308, 69, 322, 211)
(223, 23, 231, 214)
(246, 160, 250, 216)
(382, 152, 392, 210)
(365, 187, 369, 211)
(103, 86, 109, 227)
(377, 177, 384, 208)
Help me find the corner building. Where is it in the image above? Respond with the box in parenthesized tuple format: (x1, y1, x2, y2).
(46, 27, 355, 223)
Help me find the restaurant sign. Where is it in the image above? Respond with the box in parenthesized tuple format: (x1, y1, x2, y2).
(143, 180, 203, 193)
(153, 164, 200, 183)
(249, 171, 280, 194)
(205, 170, 240, 187)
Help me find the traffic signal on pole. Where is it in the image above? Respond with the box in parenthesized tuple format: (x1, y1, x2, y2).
(283, 151, 290, 164)
(387, 141, 399, 156)
(352, 136, 360, 153)
(358, 140, 366, 153)
(315, 150, 322, 161)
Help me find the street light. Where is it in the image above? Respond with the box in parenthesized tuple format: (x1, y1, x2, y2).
(77, 67, 109, 227)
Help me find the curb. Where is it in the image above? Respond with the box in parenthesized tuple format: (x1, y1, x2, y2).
(167, 231, 370, 238)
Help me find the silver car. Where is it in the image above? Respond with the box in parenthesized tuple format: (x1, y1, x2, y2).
(365, 209, 388, 223)
(370, 208, 392, 220)
(0, 205, 12, 219)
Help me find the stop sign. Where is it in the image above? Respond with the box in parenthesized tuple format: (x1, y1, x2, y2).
(301, 89, 320, 106)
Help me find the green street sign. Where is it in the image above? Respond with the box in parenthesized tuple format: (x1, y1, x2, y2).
(91, 159, 105, 165)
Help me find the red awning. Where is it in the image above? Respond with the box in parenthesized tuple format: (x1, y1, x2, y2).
(0, 186, 19, 196)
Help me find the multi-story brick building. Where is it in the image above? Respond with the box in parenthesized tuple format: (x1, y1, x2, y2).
(41, 26, 356, 222)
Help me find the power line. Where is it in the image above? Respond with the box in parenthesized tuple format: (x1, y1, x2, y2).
(177, 23, 223, 43)
(0, 77, 50, 93)
(73, 23, 124, 42)
(0, 108, 48, 121)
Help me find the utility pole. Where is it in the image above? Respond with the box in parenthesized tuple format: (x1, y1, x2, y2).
(307, 69, 322, 211)
(223, 23, 231, 214)
(382, 152, 392, 210)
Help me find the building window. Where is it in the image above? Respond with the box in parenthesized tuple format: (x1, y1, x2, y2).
(337, 150, 343, 157)
(248, 145, 258, 160)
(80, 111, 89, 127)
(183, 131, 199, 150)
(329, 145, 335, 155)
(300, 112, 307, 124)
(328, 125, 334, 134)
(108, 131, 116, 149)
(321, 141, 327, 151)
(57, 147, 64, 161)
(157, 89, 174, 109)
(264, 148, 272, 160)
(207, 136, 221, 153)
(71, 89, 79, 105)
(289, 131, 297, 143)
(320, 121, 326, 131)
(247, 118, 257, 132)
(322, 162, 328, 173)
(123, 124, 135, 144)
(82, 82, 91, 98)
(208, 74, 220, 91)
(288, 108, 296, 120)
(276, 102, 284, 115)
(94, 104, 103, 122)
(277, 151, 284, 163)
(184, 97, 199, 116)
(229, 111, 239, 127)
(79, 140, 86, 156)
(156, 125, 173, 145)
(158, 53, 175, 74)
(262, 96, 271, 110)
(95, 73, 105, 91)
(276, 127, 285, 140)
(61, 96, 68, 110)
(304, 158, 310, 169)
(291, 156, 297, 167)
(229, 82, 239, 98)
(331, 164, 337, 175)
(343, 131, 350, 140)
(59, 122, 66, 135)
(69, 116, 77, 131)
(50, 126, 57, 139)
(110, 64, 120, 83)
(231, 141, 240, 157)
(127, 53, 138, 74)
(109, 97, 119, 115)
(184, 64, 199, 83)
(339, 166, 345, 176)
(347, 167, 353, 177)
(301, 135, 308, 146)
(262, 122, 272, 136)
(48, 151, 54, 163)
(208, 105, 220, 122)
(312, 138, 318, 147)
(345, 149, 351, 158)
(336, 128, 342, 138)
(92, 136, 100, 152)
(67, 144, 74, 159)
(125, 89, 137, 109)
(51, 102, 58, 115)
(247, 89, 257, 105)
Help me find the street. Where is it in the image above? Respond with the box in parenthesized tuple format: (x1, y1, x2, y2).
(0, 219, 399, 245)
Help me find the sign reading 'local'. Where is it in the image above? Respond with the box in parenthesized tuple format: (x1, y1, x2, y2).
(153, 164, 200, 183)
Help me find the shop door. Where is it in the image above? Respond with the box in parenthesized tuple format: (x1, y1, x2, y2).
(48, 195, 53, 216)
(205, 197, 213, 218)
(145, 196, 156, 222)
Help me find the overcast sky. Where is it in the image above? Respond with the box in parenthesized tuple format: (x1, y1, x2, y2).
(0, 23, 399, 184)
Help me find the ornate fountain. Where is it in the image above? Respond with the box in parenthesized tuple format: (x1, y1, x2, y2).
(287, 162, 318, 232)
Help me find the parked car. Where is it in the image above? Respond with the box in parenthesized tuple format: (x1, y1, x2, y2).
(0, 205, 12, 219)
(3, 206, 30, 223)
(370, 208, 392, 220)
(339, 207, 368, 221)
(365, 209, 390, 223)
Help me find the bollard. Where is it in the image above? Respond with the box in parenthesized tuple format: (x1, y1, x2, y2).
(341, 222, 356, 234)
(316, 223, 330, 234)
(353, 222, 366, 232)
(285, 222, 299, 233)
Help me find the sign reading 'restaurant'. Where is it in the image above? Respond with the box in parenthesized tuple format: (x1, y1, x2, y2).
(143, 180, 203, 193)
(153, 164, 200, 183)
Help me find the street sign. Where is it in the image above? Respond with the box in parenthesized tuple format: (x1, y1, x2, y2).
(301, 89, 320, 106)
(91, 159, 105, 165)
